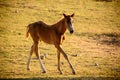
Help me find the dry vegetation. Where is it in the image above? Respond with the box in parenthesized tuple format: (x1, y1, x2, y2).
(0, 0, 120, 79)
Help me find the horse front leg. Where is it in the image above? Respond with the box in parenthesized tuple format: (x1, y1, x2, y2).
(57, 50, 62, 74)
(55, 44, 76, 74)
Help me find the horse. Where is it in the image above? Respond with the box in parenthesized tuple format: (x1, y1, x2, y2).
(26, 13, 76, 74)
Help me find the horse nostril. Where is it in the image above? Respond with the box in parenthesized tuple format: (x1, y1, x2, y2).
(70, 30, 74, 34)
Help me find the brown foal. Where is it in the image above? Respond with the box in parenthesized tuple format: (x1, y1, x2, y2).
(26, 13, 76, 74)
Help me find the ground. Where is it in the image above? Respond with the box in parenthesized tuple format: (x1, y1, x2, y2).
(0, 0, 120, 80)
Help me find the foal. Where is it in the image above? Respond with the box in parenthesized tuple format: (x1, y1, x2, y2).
(26, 13, 75, 74)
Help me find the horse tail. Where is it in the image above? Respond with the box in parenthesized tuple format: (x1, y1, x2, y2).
(26, 24, 30, 38)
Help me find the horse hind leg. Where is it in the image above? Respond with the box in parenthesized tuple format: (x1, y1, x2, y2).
(27, 44, 34, 70)
(34, 41, 46, 73)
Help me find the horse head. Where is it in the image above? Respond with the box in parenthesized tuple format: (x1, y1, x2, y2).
(63, 13, 75, 34)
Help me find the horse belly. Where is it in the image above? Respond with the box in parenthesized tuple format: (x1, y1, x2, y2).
(40, 37, 54, 44)
(38, 31, 54, 44)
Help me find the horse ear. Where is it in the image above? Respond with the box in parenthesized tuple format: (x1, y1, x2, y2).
(71, 13, 75, 17)
(63, 13, 66, 18)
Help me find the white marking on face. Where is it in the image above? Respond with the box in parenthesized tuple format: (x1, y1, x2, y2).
(69, 23, 74, 31)
(67, 18, 74, 33)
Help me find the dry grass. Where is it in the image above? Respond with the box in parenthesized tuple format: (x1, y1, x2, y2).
(0, 0, 120, 79)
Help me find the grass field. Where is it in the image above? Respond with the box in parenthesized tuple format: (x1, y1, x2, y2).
(0, 0, 120, 79)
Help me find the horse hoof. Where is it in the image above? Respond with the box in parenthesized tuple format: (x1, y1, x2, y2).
(59, 72, 63, 75)
(42, 71, 46, 73)
(72, 71, 76, 75)
(27, 67, 30, 71)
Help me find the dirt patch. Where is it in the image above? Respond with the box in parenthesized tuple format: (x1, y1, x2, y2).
(94, 33, 120, 47)
(94, 0, 117, 2)
(75, 32, 120, 47)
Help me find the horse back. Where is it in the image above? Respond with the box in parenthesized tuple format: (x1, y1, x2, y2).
(28, 21, 61, 45)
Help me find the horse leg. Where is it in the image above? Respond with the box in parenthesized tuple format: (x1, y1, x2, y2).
(55, 44, 76, 74)
(57, 50, 62, 74)
(34, 41, 46, 73)
(27, 44, 34, 70)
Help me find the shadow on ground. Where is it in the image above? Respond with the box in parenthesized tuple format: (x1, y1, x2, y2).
(1, 77, 120, 80)
(75, 32, 120, 47)
(94, 0, 117, 2)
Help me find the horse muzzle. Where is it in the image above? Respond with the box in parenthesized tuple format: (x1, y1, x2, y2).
(70, 30, 74, 34)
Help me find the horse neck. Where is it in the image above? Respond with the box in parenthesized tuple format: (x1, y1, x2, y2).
(53, 18, 66, 35)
